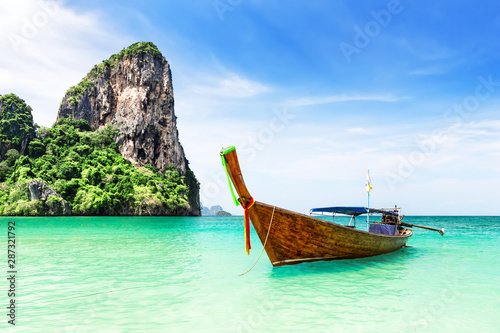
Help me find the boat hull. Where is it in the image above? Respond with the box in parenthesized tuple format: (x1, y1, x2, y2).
(248, 201, 410, 266)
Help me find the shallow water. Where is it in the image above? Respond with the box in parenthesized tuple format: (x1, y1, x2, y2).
(1, 216, 498, 332)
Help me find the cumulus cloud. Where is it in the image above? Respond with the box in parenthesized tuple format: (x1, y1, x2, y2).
(286, 94, 402, 107)
(189, 72, 270, 98)
(0, 0, 131, 126)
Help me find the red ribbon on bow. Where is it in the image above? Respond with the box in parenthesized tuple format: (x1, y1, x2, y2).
(241, 197, 255, 255)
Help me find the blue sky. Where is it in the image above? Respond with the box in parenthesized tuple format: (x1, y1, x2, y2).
(1, 0, 500, 215)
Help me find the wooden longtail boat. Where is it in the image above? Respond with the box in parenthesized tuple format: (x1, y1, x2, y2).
(220, 146, 417, 267)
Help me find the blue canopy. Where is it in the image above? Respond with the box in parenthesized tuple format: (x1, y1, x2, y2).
(310, 206, 398, 216)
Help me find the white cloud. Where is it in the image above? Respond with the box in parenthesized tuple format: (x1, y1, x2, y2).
(408, 66, 446, 76)
(188, 72, 270, 98)
(0, 0, 132, 126)
(286, 94, 402, 107)
(398, 37, 453, 62)
(347, 127, 368, 134)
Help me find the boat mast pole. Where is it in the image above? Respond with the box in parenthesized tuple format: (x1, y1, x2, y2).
(367, 190, 370, 230)
(366, 169, 370, 231)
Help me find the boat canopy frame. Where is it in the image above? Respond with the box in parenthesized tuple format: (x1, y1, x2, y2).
(310, 206, 400, 217)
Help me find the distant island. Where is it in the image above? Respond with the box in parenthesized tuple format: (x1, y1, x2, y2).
(201, 204, 231, 216)
(0, 42, 200, 216)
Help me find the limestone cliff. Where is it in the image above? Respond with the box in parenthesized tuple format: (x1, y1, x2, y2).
(57, 42, 187, 174)
(57, 42, 200, 215)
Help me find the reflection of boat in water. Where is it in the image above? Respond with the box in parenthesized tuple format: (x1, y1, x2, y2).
(220, 146, 443, 267)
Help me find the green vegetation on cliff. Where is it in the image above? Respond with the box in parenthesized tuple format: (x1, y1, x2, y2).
(114, 41, 163, 61)
(0, 118, 197, 215)
(0, 94, 37, 151)
(89, 41, 163, 78)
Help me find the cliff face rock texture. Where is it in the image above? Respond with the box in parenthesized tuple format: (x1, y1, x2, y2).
(57, 42, 187, 175)
(28, 180, 72, 216)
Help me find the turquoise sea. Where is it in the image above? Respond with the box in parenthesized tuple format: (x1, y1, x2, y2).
(1, 216, 499, 332)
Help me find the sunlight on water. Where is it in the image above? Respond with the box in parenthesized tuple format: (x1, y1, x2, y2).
(0, 216, 498, 332)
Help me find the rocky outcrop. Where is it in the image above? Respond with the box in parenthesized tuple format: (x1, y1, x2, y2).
(57, 42, 187, 175)
(27, 180, 71, 215)
(0, 94, 36, 161)
(209, 205, 223, 215)
(56, 42, 200, 215)
(201, 204, 231, 216)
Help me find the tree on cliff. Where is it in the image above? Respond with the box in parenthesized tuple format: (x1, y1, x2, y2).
(0, 94, 37, 160)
